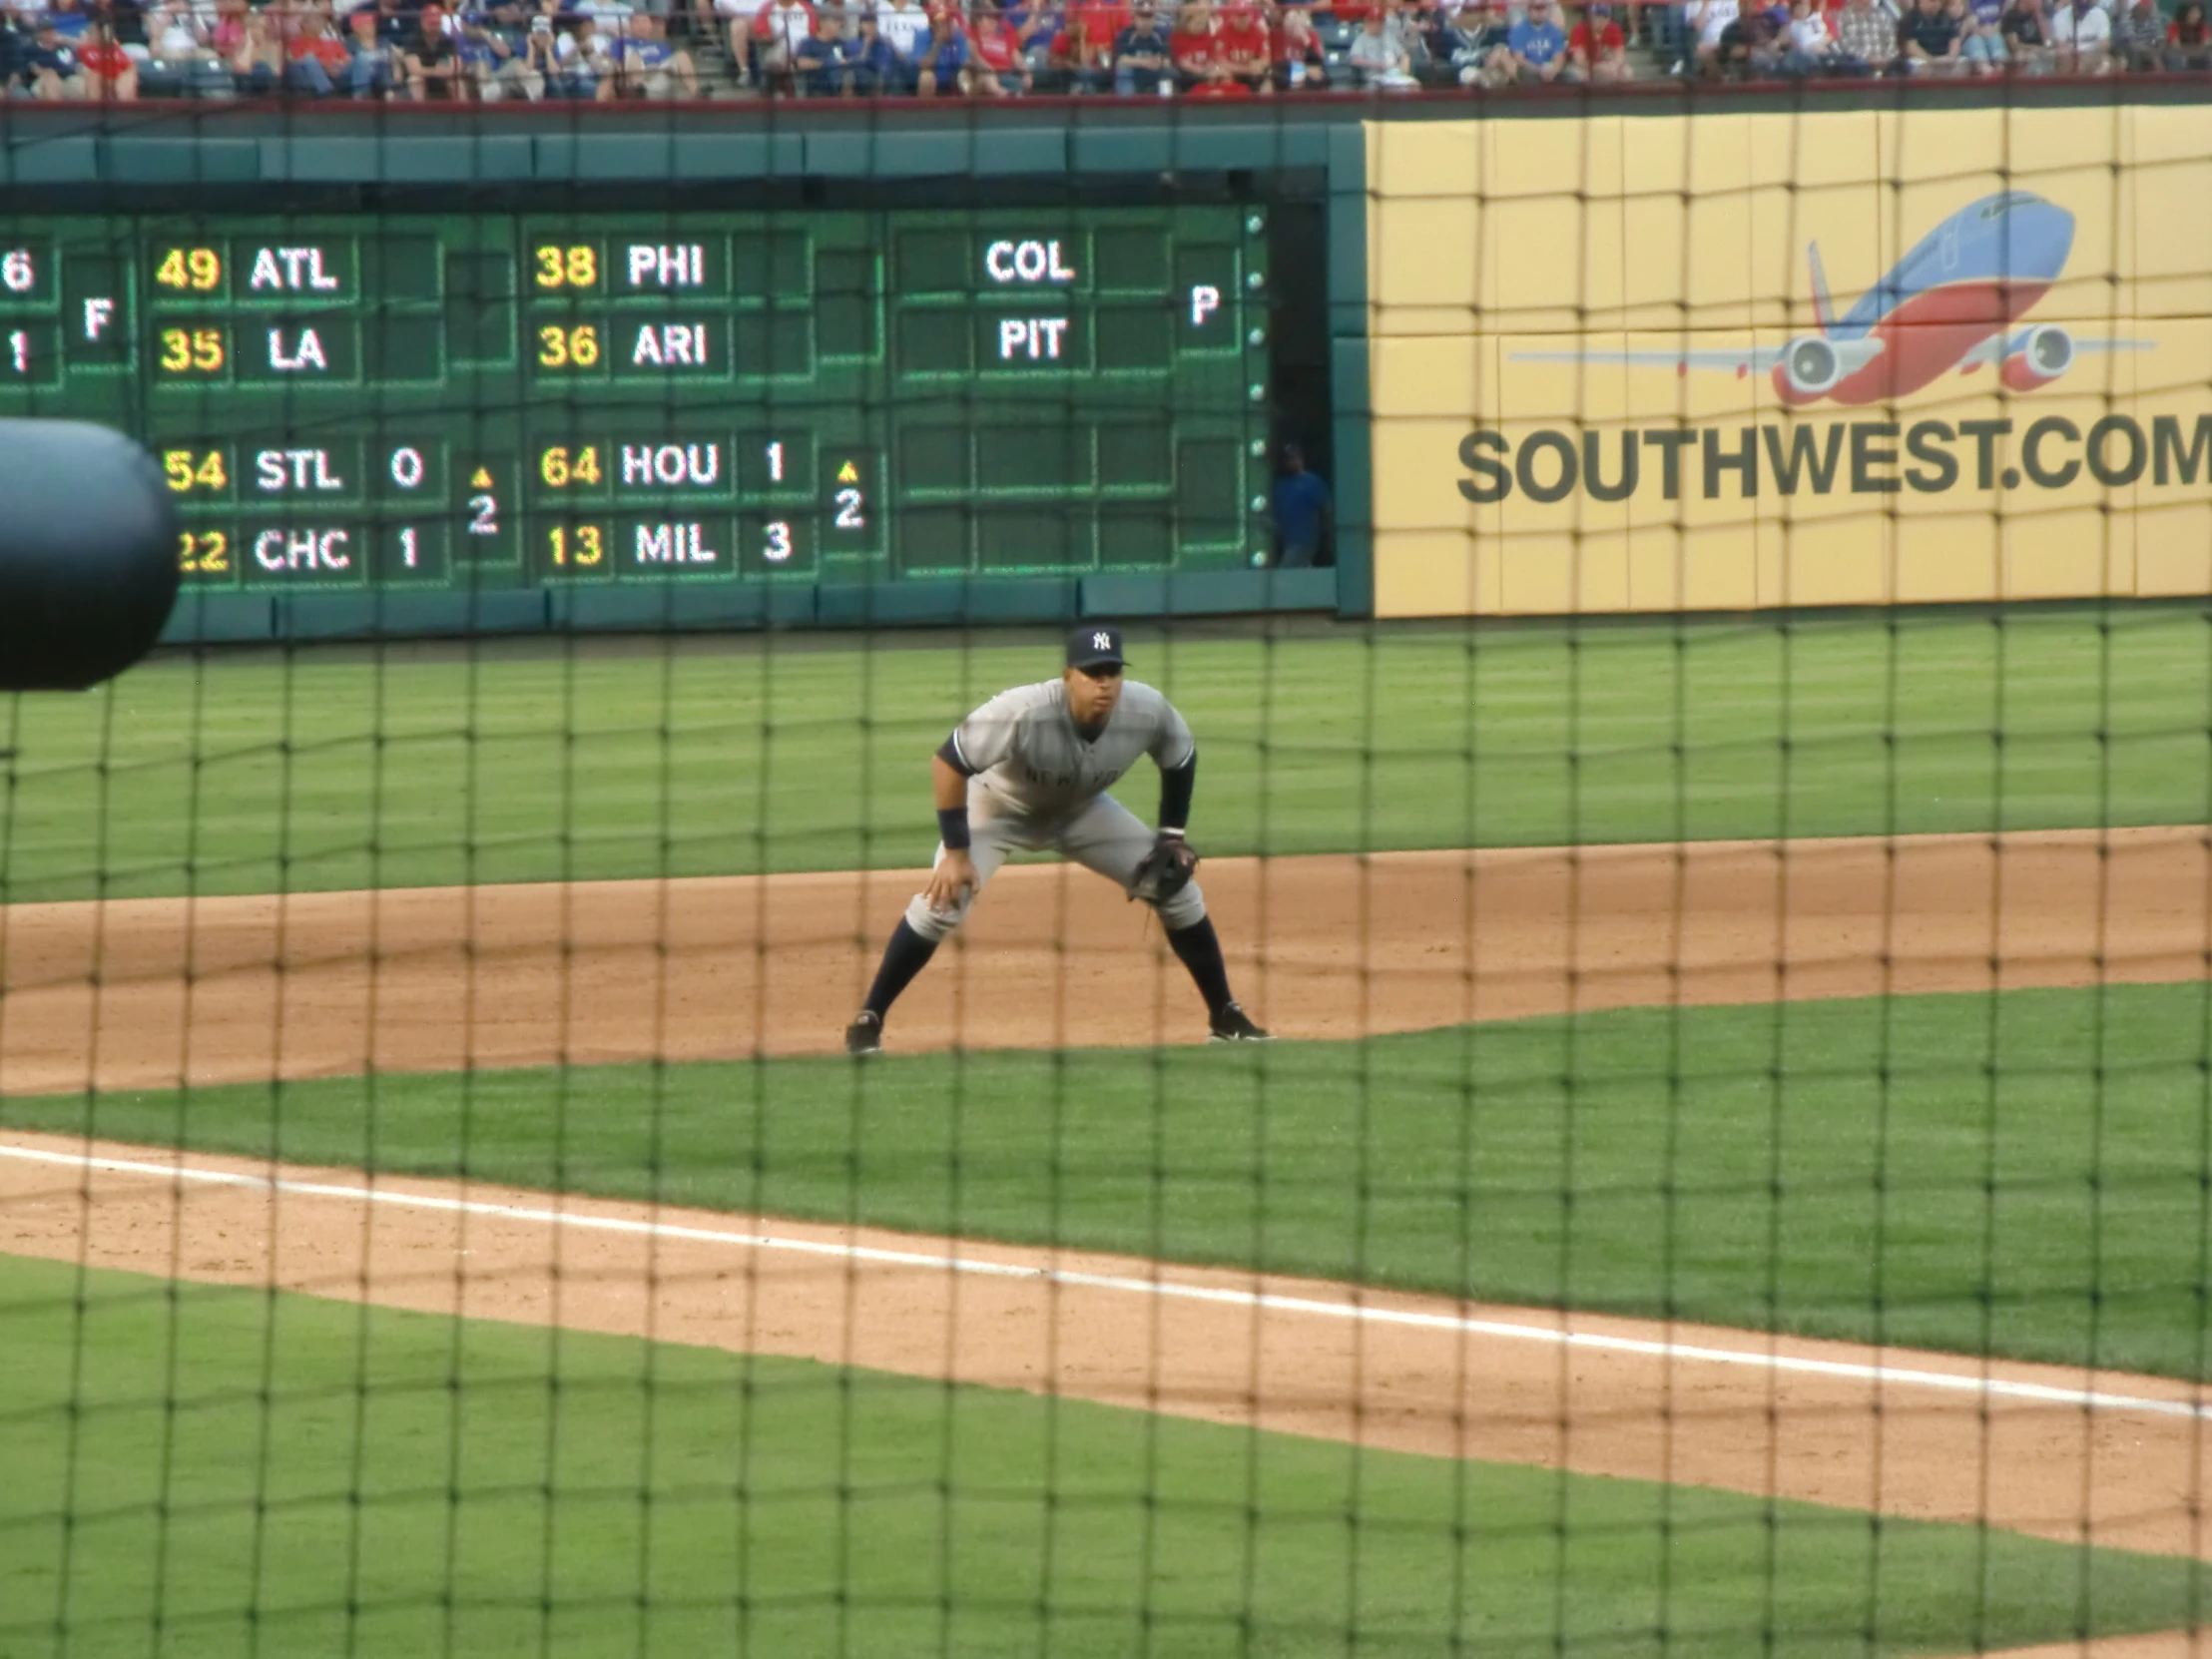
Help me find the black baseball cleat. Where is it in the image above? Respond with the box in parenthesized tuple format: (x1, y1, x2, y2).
(844, 1010, 883, 1056)
(1208, 1002, 1272, 1043)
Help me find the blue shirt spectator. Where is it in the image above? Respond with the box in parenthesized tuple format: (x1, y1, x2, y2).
(343, 8, 396, 90)
(452, 15, 499, 76)
(613, 13, 697, 93)
(1002, 0, 1061, 58)
(792, 17, 838, 87)
(1272, 445, 1332, 569)
(834, 11, 904, 86)
(1507, 0, 1566, 67)
(44, 0, 90, 40)
(912, 9, 966, 90)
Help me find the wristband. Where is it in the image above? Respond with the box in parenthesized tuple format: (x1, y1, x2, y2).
(1158, 828, 1184, 839)
(937, 807, 971, 851)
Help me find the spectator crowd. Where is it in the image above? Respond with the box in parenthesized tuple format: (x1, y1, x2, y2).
(3, 0, 2203, 99)
(1675, 0, 2208, 77)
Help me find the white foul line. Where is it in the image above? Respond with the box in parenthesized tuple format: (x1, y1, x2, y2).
(6, 1140, 2210, 1424)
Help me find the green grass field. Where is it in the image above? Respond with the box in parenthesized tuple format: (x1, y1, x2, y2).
(15, 980, 2212, 1381)
(8, 607, 2212, 1653)
(1, 605, 2208, 901)
(2, 1253, 2201, 1659)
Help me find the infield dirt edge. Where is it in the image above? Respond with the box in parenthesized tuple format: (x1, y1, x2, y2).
(0, 824, 2207, 1093)
(6, 1122, 2212, 1573)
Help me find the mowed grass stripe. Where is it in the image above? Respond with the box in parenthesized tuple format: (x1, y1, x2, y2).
(0, 1253, 2202, 1659)
(12, 981, 2212, 1382)
(0, 605, 2207, 900)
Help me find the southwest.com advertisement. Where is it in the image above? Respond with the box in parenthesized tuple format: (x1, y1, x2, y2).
(1366, 106, 2212, 617)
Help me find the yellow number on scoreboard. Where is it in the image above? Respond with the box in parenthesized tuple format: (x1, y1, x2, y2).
(539, 445, 603, 487)
(535, 325, 600, 369)
(177, 530, 230, 573)
(548, 524, 605, 566)
(532, 245, 598, 288)
(161, 449, 228, 492)
(158, 327, 225, 373)
(155, 248, 223, 290)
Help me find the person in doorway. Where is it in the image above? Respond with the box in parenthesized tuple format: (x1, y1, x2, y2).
(1272, 443, 1333, 569)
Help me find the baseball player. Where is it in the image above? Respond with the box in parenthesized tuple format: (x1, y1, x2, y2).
(844, 624, 1271, 1054)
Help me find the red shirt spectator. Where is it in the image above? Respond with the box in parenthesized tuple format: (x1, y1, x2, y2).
(1051, 11, 1117, 62)
(76, 33, 134, 76)
(1566, 9, 1623, 56)
(1327, 0, 1382, 22)
(1216, 0, 1269, 67)
(1068, 0, 1130, 35)
(1170, 1, 1217, 70)
(288, 20, 351, 65)
(969, 10, 1021, 63)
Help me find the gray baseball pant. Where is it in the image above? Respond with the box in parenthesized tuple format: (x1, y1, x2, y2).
(902, 793, 1207, 941)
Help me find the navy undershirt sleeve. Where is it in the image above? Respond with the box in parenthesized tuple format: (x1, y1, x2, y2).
(937, 733, 976, 777)
(1157, 753, 1196, 831)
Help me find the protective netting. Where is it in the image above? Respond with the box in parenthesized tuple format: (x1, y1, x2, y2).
(1, 79, 2211, 1659)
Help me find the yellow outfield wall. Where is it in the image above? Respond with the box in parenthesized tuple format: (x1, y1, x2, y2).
(1365, 106, 2212, 616)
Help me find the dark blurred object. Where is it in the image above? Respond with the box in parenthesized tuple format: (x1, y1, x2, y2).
(0, 420, 180, 691)
(1273, 442, 1334, 570)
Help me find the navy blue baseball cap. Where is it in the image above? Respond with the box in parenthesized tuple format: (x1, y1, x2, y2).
(1067, 624, 1125, 671)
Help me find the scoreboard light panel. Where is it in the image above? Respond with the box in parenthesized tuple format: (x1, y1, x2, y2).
(0, 209, 1274, 591)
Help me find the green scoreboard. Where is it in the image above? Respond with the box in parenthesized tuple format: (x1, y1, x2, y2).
(0, 207, 1276, 594)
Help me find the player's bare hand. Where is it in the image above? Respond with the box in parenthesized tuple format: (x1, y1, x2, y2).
(925, 849, 977, 913)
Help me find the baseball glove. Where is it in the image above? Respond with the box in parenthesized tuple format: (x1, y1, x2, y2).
(1129, 832, 1199, 906)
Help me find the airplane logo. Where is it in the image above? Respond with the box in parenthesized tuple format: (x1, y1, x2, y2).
(1511, 191, 2153, 408)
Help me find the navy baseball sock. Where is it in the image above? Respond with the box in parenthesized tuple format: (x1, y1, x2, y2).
(862, 919, 939, 1019)
(1166, 917, 1234, 1017)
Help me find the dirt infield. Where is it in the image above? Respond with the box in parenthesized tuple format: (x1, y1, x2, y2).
(5, 824, 2212, 1615)
(0, 825, 2206, 1093)
(4, 1127, 2212, 1571)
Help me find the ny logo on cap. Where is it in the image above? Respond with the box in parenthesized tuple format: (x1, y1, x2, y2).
(1093, 632, 1112, 650)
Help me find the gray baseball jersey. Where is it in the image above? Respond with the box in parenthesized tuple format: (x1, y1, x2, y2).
(949, 678, 1195, 825)
(906, 677, 1208, 941)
